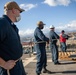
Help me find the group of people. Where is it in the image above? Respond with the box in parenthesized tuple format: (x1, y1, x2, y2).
(34, 21, 69, 75)
(0, 1, 69, 75)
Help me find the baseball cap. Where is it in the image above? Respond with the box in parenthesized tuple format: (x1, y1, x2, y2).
(4, 1, 25, 13)
(61, 30, 65, 32)
(37, 21, 46, 25)
(50, 25, 55, 29)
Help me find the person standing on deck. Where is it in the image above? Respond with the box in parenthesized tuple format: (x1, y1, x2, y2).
(0, 1, 26, 75)
(34, 21, 51, 75)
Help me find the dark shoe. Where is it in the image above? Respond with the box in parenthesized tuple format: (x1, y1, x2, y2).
(54, 62, 61, 65)
(43, 69, 51, 74)
(36, 73, 40, 75)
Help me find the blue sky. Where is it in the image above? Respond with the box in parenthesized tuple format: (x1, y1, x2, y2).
(0, 0, 76, 37)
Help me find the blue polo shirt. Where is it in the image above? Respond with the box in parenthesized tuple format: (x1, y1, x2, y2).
(49, 30, 59, 44)
(0, 15, 23, 61)
(34, 27, 49, 46)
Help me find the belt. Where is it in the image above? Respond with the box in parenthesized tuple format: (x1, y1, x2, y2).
(34, 41, 46, 44)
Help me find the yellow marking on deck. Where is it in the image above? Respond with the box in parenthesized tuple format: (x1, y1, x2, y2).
(59, 51, 76, 60)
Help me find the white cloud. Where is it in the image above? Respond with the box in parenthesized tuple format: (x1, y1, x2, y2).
(20, 3, 37, 11)
(43, 20, 76, 33)
(56, 20, 76, 32)
(43, 0, 71, 6)
(19, 20, 76, 37)
(43, 0, 58, 6)
(19, 29, 34, 37)
(42, 27, 50, 33)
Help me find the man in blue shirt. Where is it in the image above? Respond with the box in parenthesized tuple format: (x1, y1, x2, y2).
(49, 25, 60, 65)
(34, 21, 51, 75)
(0, 1, 26, 75)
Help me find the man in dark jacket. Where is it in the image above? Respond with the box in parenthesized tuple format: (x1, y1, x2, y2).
(34, 21, 51, 75)
(0, 1, 26, 75)
(49, 25, 60, 65)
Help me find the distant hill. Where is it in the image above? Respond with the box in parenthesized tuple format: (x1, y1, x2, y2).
(20, 31, 76, 42)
